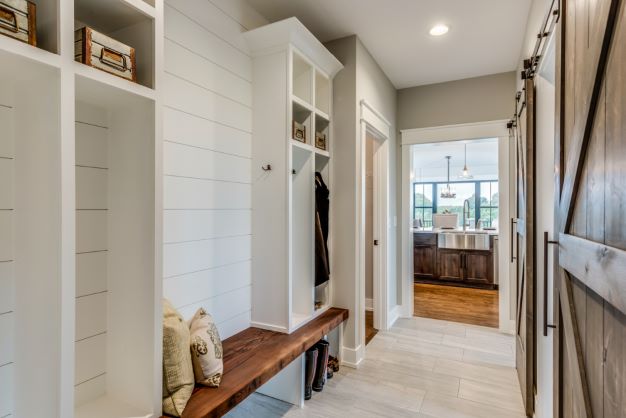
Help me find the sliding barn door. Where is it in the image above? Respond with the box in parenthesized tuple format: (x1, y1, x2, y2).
(553, 0, 626, 416)
(515, 78, 536, 417)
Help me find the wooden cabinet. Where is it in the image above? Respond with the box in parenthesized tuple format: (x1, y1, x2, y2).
(413, 233, 437, 279)
(464, 250, 493, 285)
(413, 233, 496, 288)
(437, 249, 464, 282)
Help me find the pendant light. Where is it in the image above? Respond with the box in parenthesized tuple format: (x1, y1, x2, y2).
(459, 143, 474, 179)
(440, 156, 456, 199)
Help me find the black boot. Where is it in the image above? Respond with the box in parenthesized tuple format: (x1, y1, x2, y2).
(312, 340, 329, 392)
(304, 347, 318, 400)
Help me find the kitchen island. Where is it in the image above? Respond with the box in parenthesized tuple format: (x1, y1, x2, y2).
(413, 228, 499, 289)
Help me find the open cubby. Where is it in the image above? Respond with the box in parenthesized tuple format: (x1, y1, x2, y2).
(314, 113, 330, 152)
(290, 146, 315, 329)
(315, 71, 330, 115)
(74, 0, 155, 89)
(314, 155, 330, 311)
(292, 101, 313, 145)
(0, 50, 62, 418)
(73, 78, 157, 418)
(292, 52, 313, 105)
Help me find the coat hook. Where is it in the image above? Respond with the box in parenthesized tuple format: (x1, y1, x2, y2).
(292, 169, 296, 175)
(261, 164, 272, 171)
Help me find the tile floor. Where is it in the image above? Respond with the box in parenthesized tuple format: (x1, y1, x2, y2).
(226, 316, 525, 418)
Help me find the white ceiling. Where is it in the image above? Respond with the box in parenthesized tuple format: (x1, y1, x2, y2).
(245, 0, 532, 88)
(412, 138, 499, 182)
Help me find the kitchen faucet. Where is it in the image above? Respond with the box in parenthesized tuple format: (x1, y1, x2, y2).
(463, 198, 471, 232)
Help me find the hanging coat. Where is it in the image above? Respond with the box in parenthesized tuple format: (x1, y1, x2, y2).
(315, 172, 330, 286)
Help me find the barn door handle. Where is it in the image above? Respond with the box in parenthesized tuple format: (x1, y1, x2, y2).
(0, 5, 19, 33)
(543, 231, 558, 336)
(510, 218, 517, 262)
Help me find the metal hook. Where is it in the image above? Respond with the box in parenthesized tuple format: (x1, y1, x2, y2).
(261, 164, 272, 172)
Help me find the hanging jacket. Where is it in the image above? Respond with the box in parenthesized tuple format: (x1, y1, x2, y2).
(315, 172, 330, 286)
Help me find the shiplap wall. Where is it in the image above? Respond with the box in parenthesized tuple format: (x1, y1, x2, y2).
(163, 0, 266, 338)
(74, 102, 109, 406)
(0, 98, 14, 418)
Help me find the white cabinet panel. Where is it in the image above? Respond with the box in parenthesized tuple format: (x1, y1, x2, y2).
(164, 141, 251, 184)
(75, 333, 106, 385)
(0, 159, 13, 209)
(0, 364, 13, 417)
(76, 252, 107, 298)
(164, 176, 250, 210)
(0, 211, 13, 262)
(0, 313, 13, 365)
(76, 167, 108, 210)
(0, 262, 14, 314)
(0, 107, 14, 158)
(163, 107, 251, 158)
(75, 292, 107, 341)
(76, 210, 107, 253)
(74, 373, 105, 407)
(76, 123, 108, 169)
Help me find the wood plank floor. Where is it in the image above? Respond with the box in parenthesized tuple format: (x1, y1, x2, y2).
(413, 283, 499, 328)
(365, 310, 378, 345)
(225, 316, 524, 418)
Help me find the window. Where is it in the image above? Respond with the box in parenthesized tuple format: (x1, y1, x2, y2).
(479, 181, 499, 228)
(413, 183, 433, 227)
(412, 180, 499, 229)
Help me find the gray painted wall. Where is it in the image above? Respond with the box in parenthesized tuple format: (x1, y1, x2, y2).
(397, 72, 517, 130)
(325, 35, 398, 354)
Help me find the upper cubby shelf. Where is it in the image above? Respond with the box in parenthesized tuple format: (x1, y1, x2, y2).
(315, 71, 330, 115)
(0, 0, 59, 57)
(75, 0, 156, 89)
(292, 52, 313, 105)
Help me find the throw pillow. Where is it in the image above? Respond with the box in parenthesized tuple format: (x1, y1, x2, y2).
(162, 299, 195, 417)
(189, 308, 223, 387)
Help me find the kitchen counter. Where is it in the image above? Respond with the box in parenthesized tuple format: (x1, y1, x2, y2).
(411, 227, 499, 236)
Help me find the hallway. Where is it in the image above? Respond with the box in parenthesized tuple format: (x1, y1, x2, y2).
(226, 316, 524, 418)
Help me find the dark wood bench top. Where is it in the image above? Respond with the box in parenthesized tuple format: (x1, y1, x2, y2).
(170, 307, 349, 418)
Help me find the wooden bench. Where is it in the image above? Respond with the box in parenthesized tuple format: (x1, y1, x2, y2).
(166, 307, 348, 418)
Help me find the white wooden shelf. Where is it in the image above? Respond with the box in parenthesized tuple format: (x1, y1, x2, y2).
(74, 61, 156, 104)
(292, 95, 314, 113)
(0, 0, 164, 416)
(0, 36, 61, 71)
(246, 17, 342, 336)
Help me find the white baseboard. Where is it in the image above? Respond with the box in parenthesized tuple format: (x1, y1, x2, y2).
(340, 344, 365, 369)
(250, 321, 289, 333)
(387, 305, 401, 329)
(500, 319, 515, 335)
(365, 298, 373, 311)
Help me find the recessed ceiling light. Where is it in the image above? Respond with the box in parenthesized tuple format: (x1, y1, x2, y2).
(429, 24, 449, 36)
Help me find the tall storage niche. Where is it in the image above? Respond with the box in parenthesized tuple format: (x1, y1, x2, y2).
(0, 49, 63, 418)
(244, 18, 342, 333)
(73, 77, 158, 418)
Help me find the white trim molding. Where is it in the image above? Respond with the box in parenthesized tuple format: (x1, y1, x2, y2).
(401, 120, 509, 145)
(341, 344, 365, 369)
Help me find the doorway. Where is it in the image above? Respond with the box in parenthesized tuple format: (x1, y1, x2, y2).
(400, 120, 514, 333)
(409, 138, 500, 328)
(365, 133, 379, 344)
(358, 100, 390, 354)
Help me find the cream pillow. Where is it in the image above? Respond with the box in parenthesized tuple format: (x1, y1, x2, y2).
(189, 308, 224, 387)
(162, 299, 195, 417)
